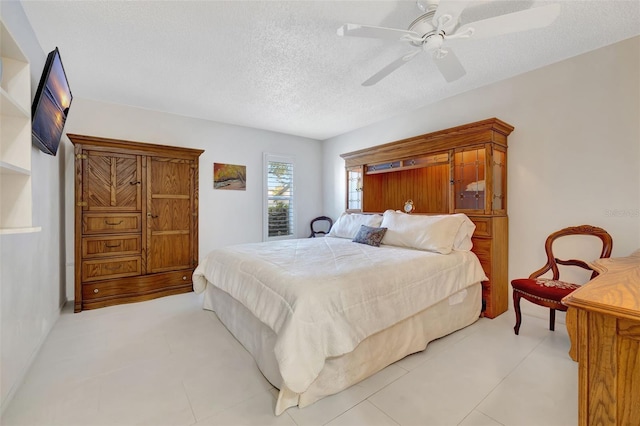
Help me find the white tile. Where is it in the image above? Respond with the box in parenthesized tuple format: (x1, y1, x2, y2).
(458, 410, 504, 426)
(195, 391, 296, 426)
(2, 294, 580, 426)
(98, 386, 195, 426)
(434, 318, 549, 379)
(164, 312, 249, 361)
(368, 356, 504, 426)
(367, 313, 551, 426)
(2, 374, 102, 426)
(17, 354, 100, 399)
(98, 330, 172, 373)
(475, 335, 578, 426)
(183, 356, 274, 421)
(533, 326, 573, 359)
(34, 325, 108, 364)
(95, 360, 195, 426)
(325, 401, 400, 426)
(286, 364, 407, 426)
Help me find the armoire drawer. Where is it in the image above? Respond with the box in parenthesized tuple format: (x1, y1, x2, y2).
(82, 234, 141, 258)
(82, 213, 141, 234)
(81, 256, 141, 282)
(470, 217, 492, 237)
(82, 281, 135, 301)
(82, 269, 195, 301)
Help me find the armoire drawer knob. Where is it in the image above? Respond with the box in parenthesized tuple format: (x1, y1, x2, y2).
(182, 276, 187, 280)
(94, 289, 99, 294)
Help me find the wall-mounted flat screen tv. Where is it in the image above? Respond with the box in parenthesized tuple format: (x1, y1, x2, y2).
(31, 47, 72, 156)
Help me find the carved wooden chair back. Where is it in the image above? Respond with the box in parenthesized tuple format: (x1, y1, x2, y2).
(530, 225, 613, 281)
(309, 216, 333, 238)
(511, 225, 613, 335)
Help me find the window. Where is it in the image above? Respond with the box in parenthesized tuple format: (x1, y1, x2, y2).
(264, 153, 295, 241)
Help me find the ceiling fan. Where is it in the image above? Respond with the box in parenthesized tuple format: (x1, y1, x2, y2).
(337, 0, 561, 86)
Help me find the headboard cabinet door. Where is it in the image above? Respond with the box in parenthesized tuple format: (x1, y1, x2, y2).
(346, 166, 363, 212)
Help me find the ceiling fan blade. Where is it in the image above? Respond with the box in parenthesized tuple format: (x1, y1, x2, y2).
(432, 48, 466, 83)
(453, 4, 561, 40)
(362, 50, 421, 86)
(433, 0, 472, 33)
(337, 23, 419, 41)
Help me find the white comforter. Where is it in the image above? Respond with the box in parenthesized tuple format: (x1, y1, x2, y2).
(192, 237, 486, 394)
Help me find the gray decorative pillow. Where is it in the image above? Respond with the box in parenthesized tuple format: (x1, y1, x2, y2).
(352, 225, 388, 247)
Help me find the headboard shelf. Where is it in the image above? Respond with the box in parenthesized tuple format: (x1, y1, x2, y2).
(341, 118, 513, 168)
(340, 118, 514, 318)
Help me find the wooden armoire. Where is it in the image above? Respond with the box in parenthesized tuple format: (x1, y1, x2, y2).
(69, 134, 204, 312)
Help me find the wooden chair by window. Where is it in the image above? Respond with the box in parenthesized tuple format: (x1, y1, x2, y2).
(309, 216, 333, 238)
(511, 225, 613, 335)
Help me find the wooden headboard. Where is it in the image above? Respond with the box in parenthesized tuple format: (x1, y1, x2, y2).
(340, 118, 514, 318)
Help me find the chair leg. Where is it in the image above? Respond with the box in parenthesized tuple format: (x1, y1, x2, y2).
(549, 309, 555, 331)
(513, 290, 522, 335)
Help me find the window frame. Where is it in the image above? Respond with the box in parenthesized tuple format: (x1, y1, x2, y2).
(263, 153, 296, 241)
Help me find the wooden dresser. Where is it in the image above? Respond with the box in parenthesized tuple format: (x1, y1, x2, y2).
(563, 249, 640, 426)
(340, 118, 513, 318)
(69, 134, 204, 312)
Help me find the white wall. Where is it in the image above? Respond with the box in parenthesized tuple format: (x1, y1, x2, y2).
(62, 99, 323, 300)
(323, 36, 640, 321)
(0, 2, 65, 413)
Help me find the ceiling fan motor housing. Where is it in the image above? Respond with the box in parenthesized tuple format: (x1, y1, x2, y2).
(408, 11, 436, 39)
(408, 11, 445, 51)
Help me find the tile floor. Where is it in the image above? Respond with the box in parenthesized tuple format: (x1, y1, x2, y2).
(2, 292, 578, 426)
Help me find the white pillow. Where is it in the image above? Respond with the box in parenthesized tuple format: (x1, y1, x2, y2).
(327, 212, 383, 239)
(452, 213, 476, 251)
(380, 210, 471, 254)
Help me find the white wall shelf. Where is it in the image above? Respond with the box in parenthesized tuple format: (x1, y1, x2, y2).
(0, 226, 42, 235)
(1, 19, 36, 231)
(0, 160, 30, 176)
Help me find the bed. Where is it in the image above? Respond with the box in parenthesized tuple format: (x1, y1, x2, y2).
(192, 211, 487, 414)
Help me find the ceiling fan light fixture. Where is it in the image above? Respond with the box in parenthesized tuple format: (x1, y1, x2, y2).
(423, 33, 445, 51)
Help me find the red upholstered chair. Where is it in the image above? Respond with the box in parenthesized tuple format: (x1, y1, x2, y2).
(511, 225, 613, 335)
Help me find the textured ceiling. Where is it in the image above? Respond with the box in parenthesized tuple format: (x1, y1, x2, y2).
(21, 0, 640, 140)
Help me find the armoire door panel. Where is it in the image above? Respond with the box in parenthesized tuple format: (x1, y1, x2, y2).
(149, 233, 191, 272)
(149, 199, 191, 231)
(147, 157, 194, 273)
(114, 156, 142, 209)
(150, 158, 192, 195)
(84, 150, 141, 211)
(85, 152, 112, 209)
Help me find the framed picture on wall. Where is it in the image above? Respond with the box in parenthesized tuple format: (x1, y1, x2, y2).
(214, 163, 246, 190)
